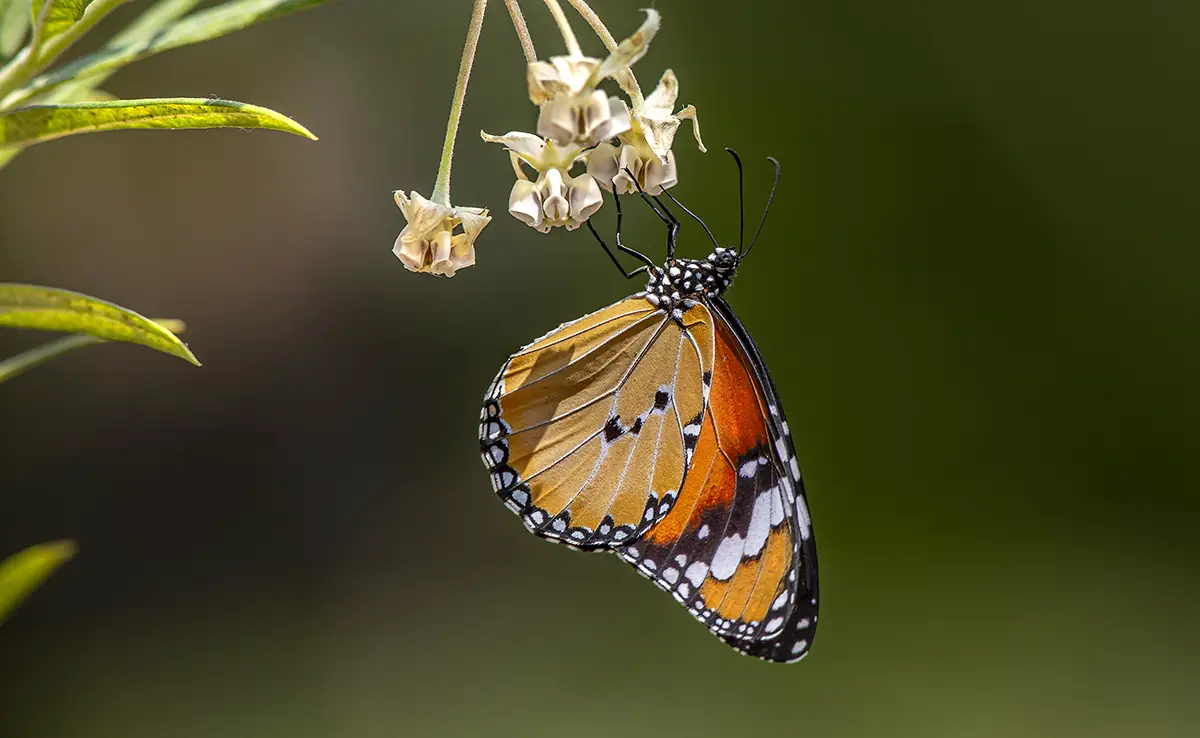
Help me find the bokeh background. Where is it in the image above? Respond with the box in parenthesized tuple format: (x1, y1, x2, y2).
(2, 0, 1199, 735)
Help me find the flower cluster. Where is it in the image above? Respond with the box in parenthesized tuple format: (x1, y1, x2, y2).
(391, 3, 704, 277)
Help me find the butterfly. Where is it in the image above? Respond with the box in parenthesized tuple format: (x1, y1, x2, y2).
(479, 151, 818, 662)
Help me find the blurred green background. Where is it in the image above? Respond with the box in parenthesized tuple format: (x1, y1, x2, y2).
(2, 0, 1198, 735)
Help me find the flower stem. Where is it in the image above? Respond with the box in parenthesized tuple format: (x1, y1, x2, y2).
(564, 0, 616, 51)
(503, 0, 537, 63)
(541, 0, 581, 57)
(432, 0, 488, 207)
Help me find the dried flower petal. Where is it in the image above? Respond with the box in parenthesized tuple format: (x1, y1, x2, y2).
(391, 190, 490, 277)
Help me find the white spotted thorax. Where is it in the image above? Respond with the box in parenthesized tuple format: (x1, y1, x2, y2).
(642, 246, 739, 317)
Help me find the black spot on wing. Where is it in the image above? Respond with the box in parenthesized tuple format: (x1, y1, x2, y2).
(654, 389, 671, 410)
(603, 416, 624, 443)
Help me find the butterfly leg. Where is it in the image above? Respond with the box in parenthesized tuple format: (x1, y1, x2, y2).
(587, 187, 655, 279)
(586, 220, 647, 280)
(652, 195, 682, 259)
(621, 167, 681, 259)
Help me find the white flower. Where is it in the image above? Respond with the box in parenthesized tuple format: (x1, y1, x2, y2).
(525, 9, 661, 147)
(392, 190, 490, 277)
(588, 140, 677, 195)
(586, 69, 705, 195)
(482, 130, 603, 232)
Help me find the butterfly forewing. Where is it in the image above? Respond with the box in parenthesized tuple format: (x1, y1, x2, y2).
(481, 297, 712, 549)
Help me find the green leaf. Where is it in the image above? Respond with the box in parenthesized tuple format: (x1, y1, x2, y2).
(0, 0, 202, 170)
(0, 97, 317, 147)
(0, 0, 32, 59)
(0, 143, 17, 169)
(30, 0, 95, 45)
(0, 318, 186, 383)
(0, 284, 199, 365)
(0, 541, 76, 625)
(6, 0, 332, 105)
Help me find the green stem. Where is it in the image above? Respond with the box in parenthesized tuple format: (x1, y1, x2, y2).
(503, 0, 536, 63)
(431, 0, 487, 206)
(0, 0, 128, 112)
(541, 0, 581, 57)
(0, 334, 101, 383)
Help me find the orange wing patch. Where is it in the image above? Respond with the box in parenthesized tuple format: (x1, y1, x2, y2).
(482, 297, 711, 549)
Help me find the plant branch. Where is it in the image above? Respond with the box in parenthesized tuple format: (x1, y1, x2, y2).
(432, 0, 487, 206)
(503, 0, 536, 63)
(0, 0, 128, 111)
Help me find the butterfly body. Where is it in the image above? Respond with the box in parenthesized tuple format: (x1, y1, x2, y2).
(480, 160, 818, 662)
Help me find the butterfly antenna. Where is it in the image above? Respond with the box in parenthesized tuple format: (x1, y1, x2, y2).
(744, 156, 781, 258)
(726, 148, 745, 253)
(659, 188, 721, 251)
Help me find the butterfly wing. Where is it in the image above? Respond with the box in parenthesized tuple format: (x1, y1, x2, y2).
(481, 296, 713, 549)
(620, 297, 819, 662)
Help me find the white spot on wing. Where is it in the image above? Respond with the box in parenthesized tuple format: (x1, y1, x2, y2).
(684, 562, 709, 587)
(697, 524, 710, 540)
(766, 616, 784, 632)
(738, 459, 758, 478)
(797, 496, 812, 540)
(764, 487, 782, 528)
(710, 535, 744, 580)
(744, 492, 772, 557)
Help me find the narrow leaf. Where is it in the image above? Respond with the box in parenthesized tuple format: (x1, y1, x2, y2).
(0, 144, 18, 170)
(49, 0, 203, 102)
(30, 0, 95, 45)
(0, 318, 185, 383)
(0, 0, 32, 58)
(6, 0, 331, 105)
(0, 97, 317, 147)
(0, 541, 76, 625)
(0, 284, 199, 365)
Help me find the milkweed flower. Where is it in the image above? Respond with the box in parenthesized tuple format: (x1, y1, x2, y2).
(588, 69, 705, 195)
(482, 130, 602, 232)
(527, 9, 660, 147)
(392, 190, 491, 277)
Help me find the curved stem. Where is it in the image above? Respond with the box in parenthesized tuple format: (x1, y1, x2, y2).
(432, 0, 487, 206)
(564, 0, 643, 104)
(565, 0, 616, 51)
(541, 0, 581, 56)
(503, 0, 537, 63)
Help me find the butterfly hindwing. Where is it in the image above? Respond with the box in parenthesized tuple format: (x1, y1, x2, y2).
(481, 297, 712, 549)
(620, 298, 818, 662)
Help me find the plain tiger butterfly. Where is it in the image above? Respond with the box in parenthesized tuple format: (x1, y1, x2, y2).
(479, 151, 818, 662)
